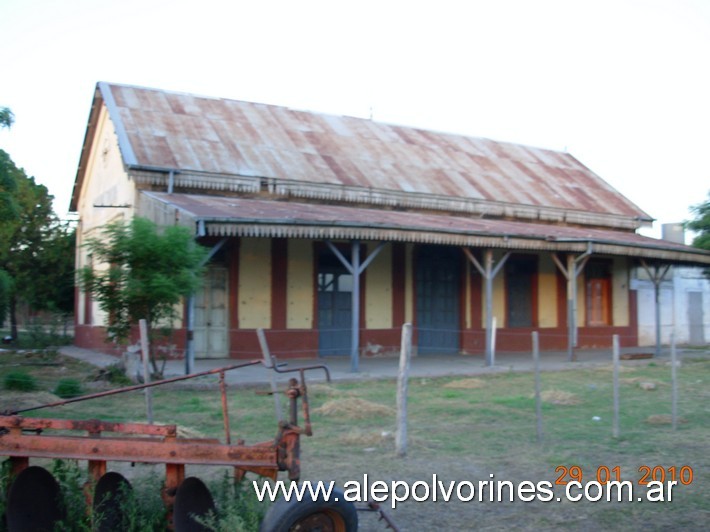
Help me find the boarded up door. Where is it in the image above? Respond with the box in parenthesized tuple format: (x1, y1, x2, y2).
(416, 246, 460, 354)
(506, 258, 536, 327)
(587, 278, 611, 326)
(194, 266, 228, 358)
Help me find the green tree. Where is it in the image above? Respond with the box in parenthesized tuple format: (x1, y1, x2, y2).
(21, 221, 76, 315)
(0, 150, 69, 337)
(0, 107, 18, 223)
(0, 107, 13, 129)
(0, 269, 12, 328)
(79, 217, 208, 375)
(687, 191, 710, 251)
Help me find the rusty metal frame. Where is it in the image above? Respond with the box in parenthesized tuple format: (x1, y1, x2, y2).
(0, 359, 330, 528)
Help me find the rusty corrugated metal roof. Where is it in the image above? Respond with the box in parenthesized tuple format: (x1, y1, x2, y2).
(83, 82, 652, 226)
(139, 192, 710, 265)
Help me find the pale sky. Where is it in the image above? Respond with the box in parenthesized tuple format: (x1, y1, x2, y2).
(1, 0, 709, 240)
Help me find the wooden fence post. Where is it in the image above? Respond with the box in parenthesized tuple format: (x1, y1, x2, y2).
(532, 331, 543, 443)
(396, 323, 413, 457)
(257, 328, 283, 422)
(612, 334, 620, 438)
(139, 319, 153, 424)
(671, 332, 678, 431)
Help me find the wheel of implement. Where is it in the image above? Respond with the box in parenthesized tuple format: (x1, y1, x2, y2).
(6, 466, 64, 532)
(93, 472, 133, 532)
(173, 476, 216, 532)
(259, 486, 357, 532)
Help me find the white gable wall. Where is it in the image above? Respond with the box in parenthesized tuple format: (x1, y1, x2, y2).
(75, 104, 137, 326)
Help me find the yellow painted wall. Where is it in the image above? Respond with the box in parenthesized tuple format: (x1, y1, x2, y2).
(612, 257, 630, 326)
(493, 273, 506, 327)
(238, 238, 271, 329)
(365, 242, 392, 329)
(576, 274, 586, 328)
(287, 240, 313, 328)
(538, 255, 558, 328)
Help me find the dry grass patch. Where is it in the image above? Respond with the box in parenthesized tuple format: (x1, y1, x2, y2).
(540, 389, 581, 405)
(176, 425, 208, 439)
(313, 398, 394, 419)
(646, 414, 687, 425)
(595, 363, 637, 373)
(307, 383, 356, 399)
(621, 377, 664, 389)
(0, 391, 59, 412)
(338, 428, 394, 446)
(443, 378, 486, 390)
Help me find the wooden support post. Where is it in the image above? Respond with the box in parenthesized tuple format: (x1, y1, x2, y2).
(462, 248, 509, 366)
(639, 259, 672, 359)
(326, 240, 385, 373)
(396, 323, 412, 458)
(551, 246, 592, 362)
(351, 240, 361, 373)
(567, 254, 577, 361)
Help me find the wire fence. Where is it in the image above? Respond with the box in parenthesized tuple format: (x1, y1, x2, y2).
(210, 325, 656, 359)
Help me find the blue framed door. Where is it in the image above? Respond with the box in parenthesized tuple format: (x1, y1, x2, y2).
(416, 246, 461, 354)
(317, 252, 353, 356)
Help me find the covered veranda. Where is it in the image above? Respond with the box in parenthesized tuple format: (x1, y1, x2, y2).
(140, 191, 710, 373)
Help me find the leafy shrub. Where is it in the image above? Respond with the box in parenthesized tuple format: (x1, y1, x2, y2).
(99, 363, 132, 386)
(17, 314, 73, 349)
(53, 379, 84, 399)
(3, 371, 37, 391)
(53, 459, 91, 531)
(53, 461, 166, 531)
(198, 472, 268, 531)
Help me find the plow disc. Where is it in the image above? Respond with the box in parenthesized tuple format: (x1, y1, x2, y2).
(6, 466, 63, 532)
(93, 472, 133, 532)
(173, 476, 216, 532)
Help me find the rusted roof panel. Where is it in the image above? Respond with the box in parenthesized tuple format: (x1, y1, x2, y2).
(95, 83, 653, 225)
(139, 192, 710, 266)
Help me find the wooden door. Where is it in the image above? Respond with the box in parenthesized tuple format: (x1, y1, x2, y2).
(587, 278, 611, 326)
(194, 266, 228, 358)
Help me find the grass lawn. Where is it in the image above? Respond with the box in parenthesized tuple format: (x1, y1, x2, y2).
(1, 348, 708, 531)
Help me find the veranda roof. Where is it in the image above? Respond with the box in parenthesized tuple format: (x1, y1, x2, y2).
(139, 191, 710, 265)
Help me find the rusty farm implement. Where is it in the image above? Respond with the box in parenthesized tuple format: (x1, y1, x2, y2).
(0, 358, 380, 531)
